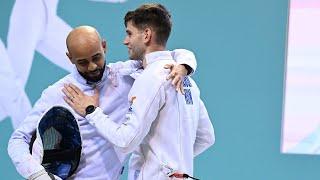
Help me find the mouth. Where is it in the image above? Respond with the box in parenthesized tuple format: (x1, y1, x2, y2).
(89, 70, 101, 77)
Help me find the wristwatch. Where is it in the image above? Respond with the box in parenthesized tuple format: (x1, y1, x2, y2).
(85, 105, 96, 115)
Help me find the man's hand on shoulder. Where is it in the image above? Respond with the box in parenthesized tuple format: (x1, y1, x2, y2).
(164, 63, 189, 94)
(62, 83, 99, 117)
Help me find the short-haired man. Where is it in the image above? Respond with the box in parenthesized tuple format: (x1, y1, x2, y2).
(8, 25, 197, 180)
(64, 4, 215, 180)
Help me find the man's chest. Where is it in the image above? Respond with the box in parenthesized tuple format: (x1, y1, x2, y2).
(98, 83, 131, 122)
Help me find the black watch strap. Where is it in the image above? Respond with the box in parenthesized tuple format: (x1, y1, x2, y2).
(85, 105, 96, 115)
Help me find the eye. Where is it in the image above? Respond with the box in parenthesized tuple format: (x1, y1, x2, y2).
(93, 55, 101, 62)
(78, 61, 88, 66)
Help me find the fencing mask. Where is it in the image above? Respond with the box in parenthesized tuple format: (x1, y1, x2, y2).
(30, 106, 82, 179)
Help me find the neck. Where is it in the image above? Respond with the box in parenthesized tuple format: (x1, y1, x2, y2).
(142, 44, 165, 69)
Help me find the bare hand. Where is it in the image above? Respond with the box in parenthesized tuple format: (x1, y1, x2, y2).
(62, 83, 99, 117)
(164, 64, 188, 94)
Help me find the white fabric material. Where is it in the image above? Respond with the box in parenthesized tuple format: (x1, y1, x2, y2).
(7, 0, 73, 88)
(0, 39, 32, 128)
(8, 60, 139, 180)
(8, 49, 197, 179)
(28, 169, 61, 180)
(85, 51, 214, 180)
(171, 49, 197, 75)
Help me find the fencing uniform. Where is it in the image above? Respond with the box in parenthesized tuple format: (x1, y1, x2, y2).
(8, 49, 197, 179)
(85, 51, 215, 180)
(8, 60, 139, 180)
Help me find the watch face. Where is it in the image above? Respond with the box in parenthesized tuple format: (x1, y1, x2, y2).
(86, 105, 95, 115)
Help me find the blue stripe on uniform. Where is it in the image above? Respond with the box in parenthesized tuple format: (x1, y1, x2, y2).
(183, 77, 192, 87)
(184, 89, 193, 105)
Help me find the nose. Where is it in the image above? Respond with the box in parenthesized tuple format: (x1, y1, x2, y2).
(123, 36, 129, 45)
(88, 62, 97, 72)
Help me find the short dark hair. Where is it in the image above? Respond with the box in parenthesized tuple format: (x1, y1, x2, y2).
(124, 3, 172, 46)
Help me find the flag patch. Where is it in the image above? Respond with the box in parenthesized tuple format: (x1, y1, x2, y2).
(128, 96, 136, 113)
(184, 89, 193, 104)
(183, 77, 192, 87)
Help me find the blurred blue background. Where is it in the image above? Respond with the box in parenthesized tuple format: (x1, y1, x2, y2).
(1, 0, 319, 179)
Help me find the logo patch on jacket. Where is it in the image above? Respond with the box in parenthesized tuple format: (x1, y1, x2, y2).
(128, 96, 136, 112)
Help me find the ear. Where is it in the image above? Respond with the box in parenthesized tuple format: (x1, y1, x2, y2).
(66, 52, 74, 64)
(102, 39, 107, 53)
(143, 28, 152, 44)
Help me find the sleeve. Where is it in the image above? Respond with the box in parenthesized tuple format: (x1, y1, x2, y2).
(7, 88, 52, 179)
(86, 81, 165, 154)
(171, 49, 197, 75)
(108, 60, 143, 80)
(110, 60, 142, 70)
(194, 99, 215, 157)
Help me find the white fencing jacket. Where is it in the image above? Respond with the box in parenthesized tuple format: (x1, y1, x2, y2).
(7, 49, 196, 180)
(86, 51, 215, 180)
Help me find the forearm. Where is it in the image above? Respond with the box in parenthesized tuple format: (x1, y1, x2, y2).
(8, 89, 53, 178)
(85, 107, 140, 153)
(112, 59, 142, 70)
(8, 130, 45, 178)
(86, 86, 163, 154)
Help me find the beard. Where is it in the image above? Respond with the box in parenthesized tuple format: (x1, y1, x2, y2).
(129, 46, 145, 60)
(79, 63, 106, 83)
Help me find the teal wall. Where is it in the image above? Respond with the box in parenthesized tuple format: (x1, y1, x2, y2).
(1, 0, 319, 179)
